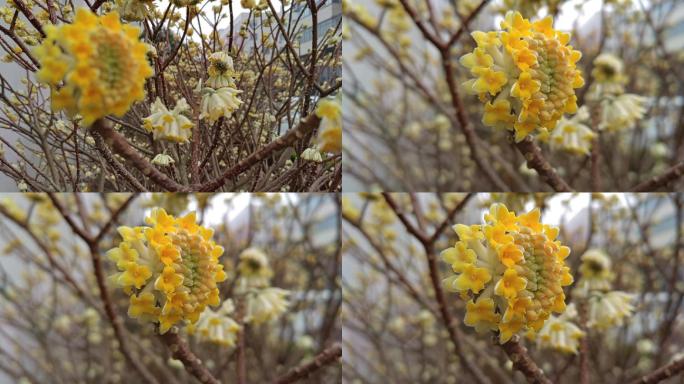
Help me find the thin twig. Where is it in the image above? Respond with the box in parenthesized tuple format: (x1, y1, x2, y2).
(500, 336, 552, 384)
(514, 136, 573, 191)
(629, 355, 684, 384)
(159, 331, 221, 384)
(630, 161, 684, 191)
(272, 343, 341, 384)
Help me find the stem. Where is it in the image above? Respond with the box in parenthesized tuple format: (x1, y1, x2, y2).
(630, 161, 684, 191)
(500, 336, 552, 384)
(273, 343, 341, 384)
(159, 332, 220, 384)
(629, 355, 684, 384)
(514, 135, 573, 191)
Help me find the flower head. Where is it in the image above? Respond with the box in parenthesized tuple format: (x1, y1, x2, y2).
(534, 303, 584, 354)
(34, 9, 153, 126)
(460, 12, 583, 142)
(587, 291, 635, 330)
(301, 147, 323, 162)
(442, 203, 573, 343)
(117, 0, 153, 21)
(189, 299, 241, 347)
(547, 106, 595, 155)
(574, 248, 613, 296)
(152, 153, 175, 167)
(143, 98, 194, 143)
(207, 52, 236, 89)
(245, 287, 290, 324)
(199, 86, 243, 123)
(237, 247, 273, 289)
(599, 94, 648, 132)
(592, 53, 625, 85)
(108, 208, 226, 333)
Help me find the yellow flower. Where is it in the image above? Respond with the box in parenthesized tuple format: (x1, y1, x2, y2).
(118, 262, 152, 289)
(128, 292, 160, 321)
(108, 208, 225, 333)
(511, 71, 540, 101)
(443, 263, 491, 294)
(33, 9, 152, 126)
(316, 96, 342, 154)
(442, 203, 573, 343)
(495, 268, 527, 299)
(471, 67, 508, 96)
(460, 11, 584, 142)
(154, 266, 184, 293)
(482, 99, 516, 128)
(464, 297, 501, 333)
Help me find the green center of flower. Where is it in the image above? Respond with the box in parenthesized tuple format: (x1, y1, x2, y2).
(94, 30, 130, 90)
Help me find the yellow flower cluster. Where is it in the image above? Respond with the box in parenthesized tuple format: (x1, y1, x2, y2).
(460, 11, 584, 141)
(107, 208, 227, 333)
(34, 9, 152, 126)
(442, 203, 573, 342)
(316, 96, 342, 154)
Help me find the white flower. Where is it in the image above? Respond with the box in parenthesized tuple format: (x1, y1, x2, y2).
(592, 53, 625, 84)
(587, 291, 635, 330)
(650, 142, 669, 159)
(118, 0, 153, 22)
(143, 98, 194, 143)
(535, 303, 585, 354)
(193, 300, 241, 347)
(574, 249, 613, 297)
(207, 52, 236, 89)
(519, 161, 538, 177)
(245, 287, 290, 324)
(200, 87, 243, 123)
(237, 248, 273, 290)
(301, 148, 323, 162)
(549, 106, 596, 156)
(599, 94, 648, 132)
(151, 154, 175, 167)
(17, 180, 28, 192)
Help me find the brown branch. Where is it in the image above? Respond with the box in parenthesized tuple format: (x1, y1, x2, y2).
(578, 301, 590, 384)
(630, 161, 684, 191)
(514, 136, 573, 191)
(629, 355, 684, 384)
(236, 298, 246, 384)
(272, 343, 341, 384)
(91, 119, 186, 192)
(500, 336, 552, 384)
(195, 114, 320, 191)
(159, 331, 220, 384)
(87, 243, 160, 384)
(11, 0, 45, 37)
